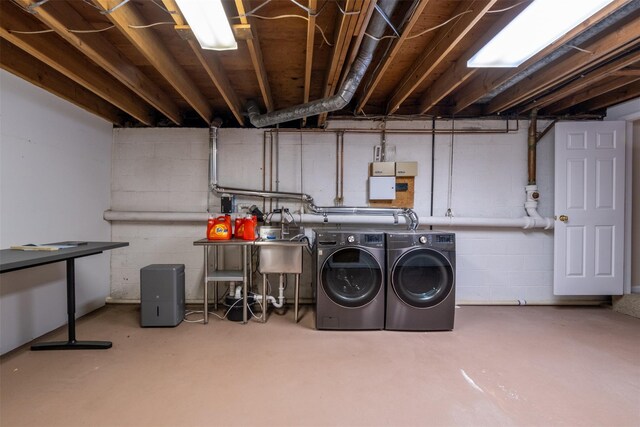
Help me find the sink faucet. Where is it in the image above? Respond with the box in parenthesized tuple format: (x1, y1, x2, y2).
(280, 207, 292, 236)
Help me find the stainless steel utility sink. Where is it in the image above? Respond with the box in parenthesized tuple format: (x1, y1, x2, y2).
(256, 226, 305, 274)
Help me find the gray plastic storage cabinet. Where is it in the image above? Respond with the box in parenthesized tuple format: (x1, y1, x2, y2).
(140, 264, 185, 327)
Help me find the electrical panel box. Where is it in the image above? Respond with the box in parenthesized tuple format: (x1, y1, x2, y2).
(369, 162, 395, 176)
(369, 176, 396, 200)
(140, 264, 185, 327)
(395, 161, 418, 176)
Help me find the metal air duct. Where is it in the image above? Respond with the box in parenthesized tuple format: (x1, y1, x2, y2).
(247, 0, 400, 128)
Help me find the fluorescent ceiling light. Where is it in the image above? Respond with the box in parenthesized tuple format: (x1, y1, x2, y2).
(175, 0, 237, 51)
(467, 0, 614, 68)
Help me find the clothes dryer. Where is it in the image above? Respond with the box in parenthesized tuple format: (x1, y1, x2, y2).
(314, 230, 385, 330)
(386, 232, 455, 331)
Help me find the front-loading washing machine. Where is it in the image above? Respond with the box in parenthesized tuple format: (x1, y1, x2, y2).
(386, 231, 456, 331)
(314, 229, 385, 330)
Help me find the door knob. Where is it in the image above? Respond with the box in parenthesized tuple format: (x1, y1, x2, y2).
(558, 214, 569, 223)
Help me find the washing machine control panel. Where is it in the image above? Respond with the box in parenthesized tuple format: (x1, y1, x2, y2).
(436, 234, 455, 244)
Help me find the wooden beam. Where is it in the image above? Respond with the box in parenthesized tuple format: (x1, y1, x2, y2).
(0, 39, 123, 125)
(520, 52, 640, 113)
(0, 6, 154, 125)
(321, 0, 369, 100)
(545, 75, 640, 114)
(162, 0, 245, 125)
(12, 0, 181, 125)
(572, 80, 640, 112)
(356, 0, 433, 114)
(387, 0, 498, 115)
(235, 0, 273, 112)
(318, 0, 372, 126)
(336, 0, 375, 89)
(613, 67, 640, 76)
(485, 12, 640, 114)
(302, 0, 317, 126)
(93, 0, 212, 124)
(452, 0, 633, 114)
(418, 1, 527, 114)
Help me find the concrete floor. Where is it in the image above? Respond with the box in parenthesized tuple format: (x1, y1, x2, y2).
(1, 304, 639, 427)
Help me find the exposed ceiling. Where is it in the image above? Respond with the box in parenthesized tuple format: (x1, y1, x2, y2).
(1, 0, 639, 128)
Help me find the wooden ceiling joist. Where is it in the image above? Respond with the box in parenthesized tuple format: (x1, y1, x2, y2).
(418, 1, 527, 115)
(545, 74, 640, 114)
(323, 0, 363, 97)
(235, 0, 273, 113)
(0, 39, 123, 125)
(355, 0, 433, 114)
(387, 0, 498, 115)
(11, 0, 181, 125)
(520, 52, 640, 113)
(613, 67, 640, 76)
(572, 80, 640, 112)
(302, 0, 317, 126)
(485, 12, 640, 114)
(161, 0, 245, 126)
(0, 10, 154, 125)
(317, 0, 371, 126)
(92, 0, 213, 124)
(451, 0, 633, 115)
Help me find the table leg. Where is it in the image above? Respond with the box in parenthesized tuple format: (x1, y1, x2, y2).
(31, 258, 112, 350)
(242, 246, 248, 324)
(204, 246, 208, 324)
(213, 246, 218, 311)
(262, 273, 268, 323)
(294, 274, 300, 323)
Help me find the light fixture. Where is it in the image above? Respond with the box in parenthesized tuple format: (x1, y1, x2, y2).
(175, 0, 238, 51)
(467, 0, 614, 68)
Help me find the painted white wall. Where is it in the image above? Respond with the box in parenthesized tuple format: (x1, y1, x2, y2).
(0, 70, 113, 354)
(110, 119, 599, 305)
(605, 97, 640, 294)
(633, 120, 639, 293)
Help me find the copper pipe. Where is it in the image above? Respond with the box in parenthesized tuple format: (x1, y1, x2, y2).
(528, 109, 538, 185)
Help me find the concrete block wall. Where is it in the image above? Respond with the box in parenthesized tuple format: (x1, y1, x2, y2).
(110, 120, 591, 305)
(1, 70, 113, 354)
(111, 128, 209, 300)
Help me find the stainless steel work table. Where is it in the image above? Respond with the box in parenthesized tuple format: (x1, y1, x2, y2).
(194, 238, 307, 324)
(194, 238, 254, 324)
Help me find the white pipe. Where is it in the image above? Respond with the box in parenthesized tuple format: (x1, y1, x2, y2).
(457, 299, 606, 306)
(523, 185, 554, 230)
(254, 294, 284, 308)
(104, 210, 208, 222)
(270, 213, 554, 229)
(104, 210, 554, 229)
(266, 295, 283, 309)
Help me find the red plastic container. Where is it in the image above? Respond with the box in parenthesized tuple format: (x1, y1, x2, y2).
(234, 217, 244, 239)
(242, 215, 257, 241)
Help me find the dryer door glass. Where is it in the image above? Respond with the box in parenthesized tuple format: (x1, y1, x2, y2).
(321, 248, 383, 308)
(392, 249, 453, 308)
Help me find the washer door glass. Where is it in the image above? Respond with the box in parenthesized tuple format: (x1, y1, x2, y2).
(392, 248, 453, 308)
(321, 247, 382, 308)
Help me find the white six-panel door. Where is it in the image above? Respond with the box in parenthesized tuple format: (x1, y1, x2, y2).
(554, 121, 626, 295)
